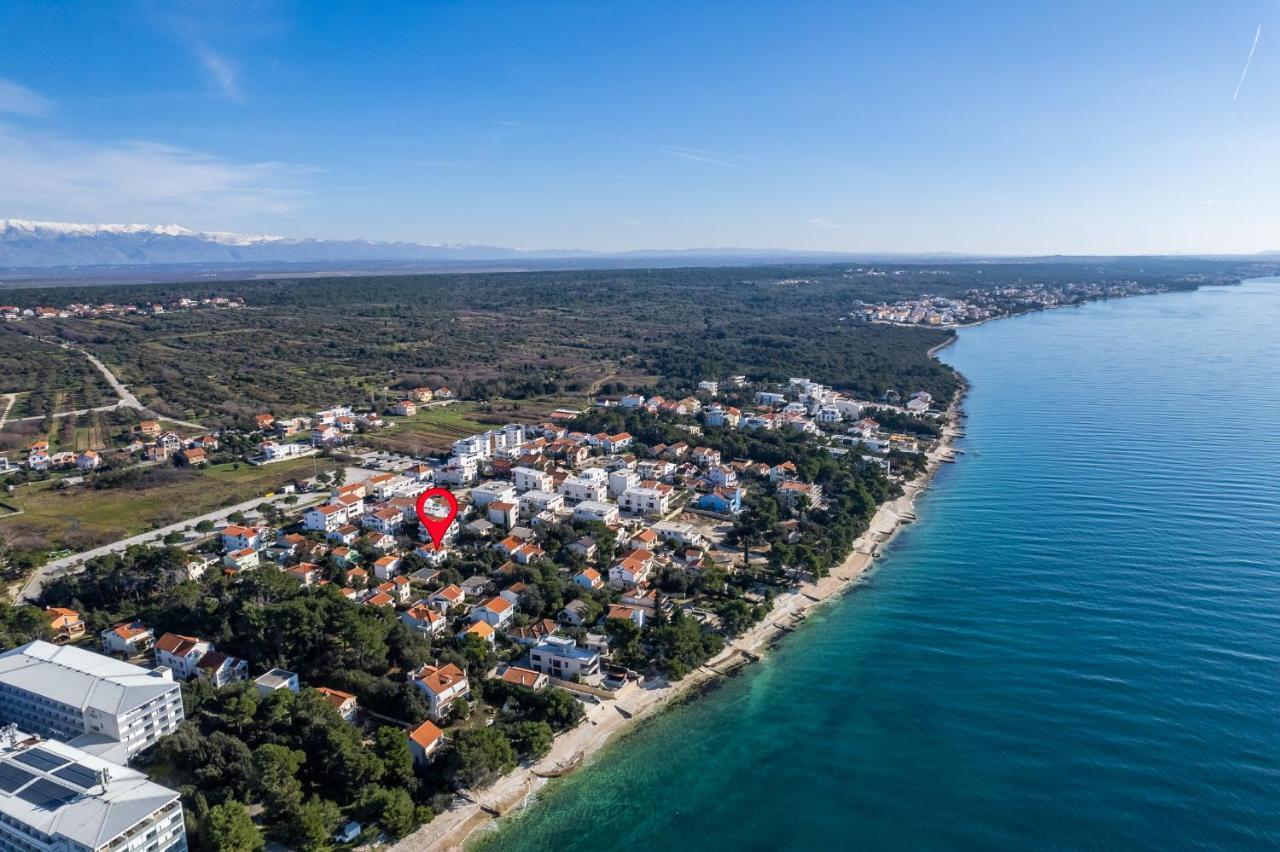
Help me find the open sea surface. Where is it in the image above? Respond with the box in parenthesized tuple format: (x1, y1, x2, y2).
(474, 278, 1280, 851)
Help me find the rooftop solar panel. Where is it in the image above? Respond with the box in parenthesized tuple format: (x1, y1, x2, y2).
(0, 763, 34, 793)
(53, 763, 99, 789)
(14, 748, 69, 772)
(16, 778, 78, 808)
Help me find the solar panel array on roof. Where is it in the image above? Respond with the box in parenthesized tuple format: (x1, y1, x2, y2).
(14, 748, 69, 773)
(53, 763, 99, 789)
(0, 763, 33, 793)
(16, 778, 78, 808)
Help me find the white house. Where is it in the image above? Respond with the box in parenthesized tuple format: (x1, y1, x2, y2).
(573, 568, 604, 590)
(513, 466, 553, 493)
(196, 651, 249, 688)
(608, 468, 639, 498)
(619, 484, 671, 515)
(572, 500, 620, 525)
(304, 504, 347, 533)
(363, 508, 404, 535)
(469, 596, 516, 629)
(558, 472, 607, 504)
(400, 603, 447, 636)
(413, 663, 471, 721)
(470, 480, 517, 508)
(255, 668, 300, 696)
(609, 549, 654, 589)
(649, 520, 708, 549)
(528, 636, 601, 680)
(408, 720, 444, 765)
(518, 489, 564, 516)
(220, 524, 262, 553)
(154, 633, 213, 680)
(100, 621, 154, 657)
(487, 500, 519, 529)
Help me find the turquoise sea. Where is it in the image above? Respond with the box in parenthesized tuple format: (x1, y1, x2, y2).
(474, 278, 1280, 851)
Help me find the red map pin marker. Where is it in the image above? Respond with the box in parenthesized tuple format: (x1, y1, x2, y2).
(414, 487, 459, 551)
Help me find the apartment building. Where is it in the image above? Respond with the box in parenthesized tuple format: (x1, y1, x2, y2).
(0, 642, 183, 763)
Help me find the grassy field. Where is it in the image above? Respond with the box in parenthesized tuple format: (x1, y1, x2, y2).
(0, 456, 336, 554)
(359, 397, 587, 455)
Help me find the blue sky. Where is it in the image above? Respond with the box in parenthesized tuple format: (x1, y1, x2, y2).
(0, 1, 1276, 254)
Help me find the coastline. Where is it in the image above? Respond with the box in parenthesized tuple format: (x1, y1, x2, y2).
(398, 383, 967, 852)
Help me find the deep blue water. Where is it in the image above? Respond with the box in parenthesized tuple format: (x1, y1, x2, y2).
(474, 279, 1280, 851)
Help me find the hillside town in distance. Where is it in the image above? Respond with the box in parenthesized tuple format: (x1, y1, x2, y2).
(0, 367, 947, 849)
(0, 295, 245, 321)
(848, 277, 1202, 326)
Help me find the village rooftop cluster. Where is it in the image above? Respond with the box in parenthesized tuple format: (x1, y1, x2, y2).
(8, 368, 943, 847)
(0, 295, 244, 321)
(850, 279, 1181, 327)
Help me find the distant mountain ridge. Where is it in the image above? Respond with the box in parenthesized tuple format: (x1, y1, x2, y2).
(4, 219, 1273, 272)
(0, 218, 962, 270)
(0, 218, 572, 267)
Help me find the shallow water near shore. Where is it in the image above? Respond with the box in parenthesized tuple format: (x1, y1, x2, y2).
(473, 278, 1280, 851)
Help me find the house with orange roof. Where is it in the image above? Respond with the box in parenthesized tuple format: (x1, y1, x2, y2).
(154, 632, 213, 679)
(315, 686, 359, 722)
(253, 413, 275, 430)
(178, 447, 207, 466)
(45, 607, 85, 643)
(365, 591, 396, 608)
(500, 665, 548, 691)
(363, 507, 404, 536)
(304, 503, 347, 533)
(408, 720, 444, 765)
(377, 577, 412, 604)
(573, 568, 604, 590)
(469, 596, 515, 629)
(428, 584, 465, 613)
(506, 618, 559, 646)
(628, 528, 659, 550)
(221, 524, 262, 552)
(286, 562, 321, 587)
(328, 524, 361, 546)
(603, 432, 633, 453)
(413, 663, 470, 720)
(196, 651, 250, 687)
(372, 554, 401, 580)
(222, 547, 260, 572)
(400, 603, 447, 637)
(458, 620, 496, 646)
(607, 603, 648, 627)
(100, 620, 153, 656)
(510, 542, 545, 565)
(609, 549, 655, 590)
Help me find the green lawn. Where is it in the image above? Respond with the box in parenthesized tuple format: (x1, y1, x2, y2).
(0, 456, 336, 554)
(363, 397, 588, 455)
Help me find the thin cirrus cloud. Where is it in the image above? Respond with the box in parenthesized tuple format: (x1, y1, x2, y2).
(0, 83, 309, 222)
(190, 41, 244, 102)
(0, 77, 52, 116)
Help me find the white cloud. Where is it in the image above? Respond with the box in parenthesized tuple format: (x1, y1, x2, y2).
(0, 78, 52, 116)
(0, 121, 309, 222)
(1233, 24, 1262, 100)
(192, 43, 243, 102)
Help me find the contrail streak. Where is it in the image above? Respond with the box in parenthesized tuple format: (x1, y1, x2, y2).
(1233, 24, 1262, 100)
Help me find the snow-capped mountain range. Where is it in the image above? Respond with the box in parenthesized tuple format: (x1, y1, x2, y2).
(0, 219, 575, 267)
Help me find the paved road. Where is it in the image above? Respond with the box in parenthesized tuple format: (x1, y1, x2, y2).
(18, 466, 380, 601)
(7, 337, 206, 431)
